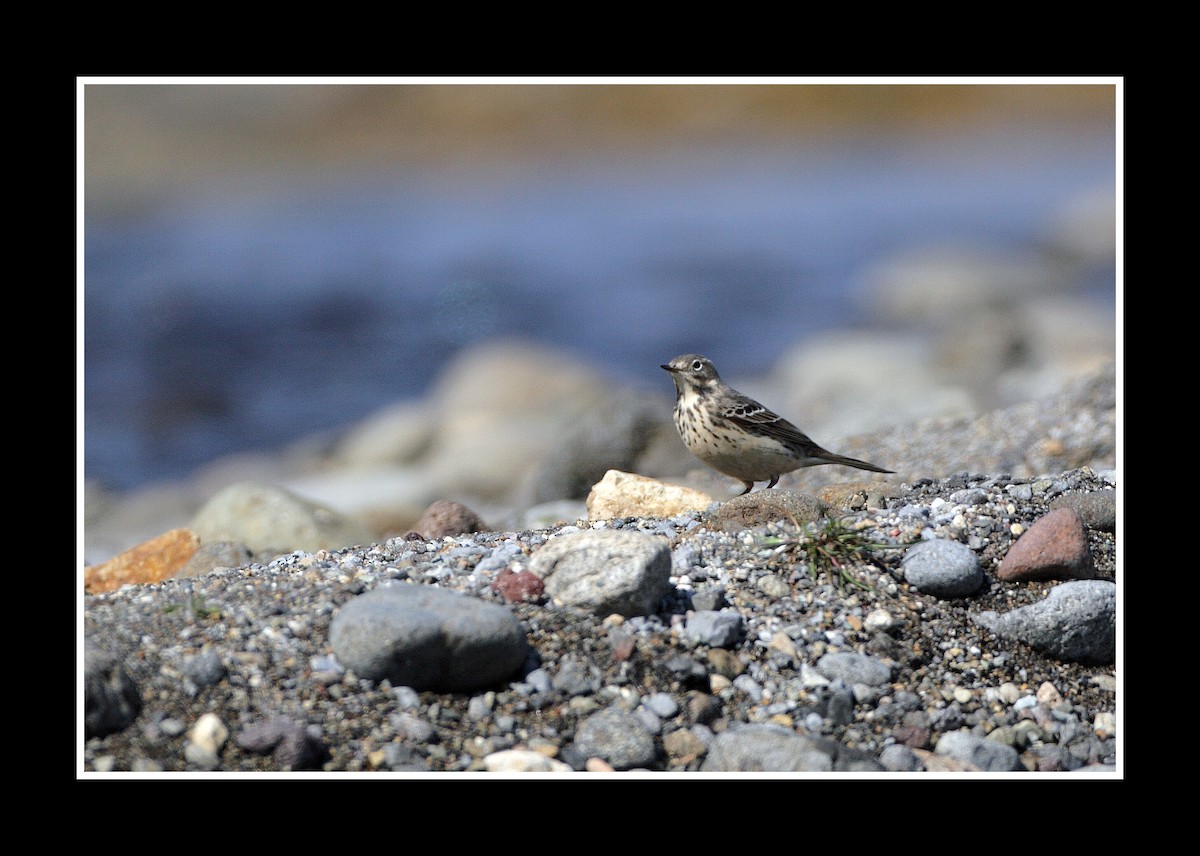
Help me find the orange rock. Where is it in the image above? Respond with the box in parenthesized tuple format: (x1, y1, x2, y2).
(84, 528, 201, 594)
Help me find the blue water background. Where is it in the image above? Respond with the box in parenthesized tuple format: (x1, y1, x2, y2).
(84, 129, 1116, 490)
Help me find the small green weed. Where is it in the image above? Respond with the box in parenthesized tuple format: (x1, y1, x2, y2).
(760, 516, 896, 591)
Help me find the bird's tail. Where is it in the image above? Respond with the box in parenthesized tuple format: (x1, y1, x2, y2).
(824, 452, 893, 474)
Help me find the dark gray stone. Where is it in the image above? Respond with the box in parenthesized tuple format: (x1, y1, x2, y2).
(329, 583, 529, 690)
(902, 539, 983, 598)
(85, 643, 141, 739)
(973, 579, 1115, 663)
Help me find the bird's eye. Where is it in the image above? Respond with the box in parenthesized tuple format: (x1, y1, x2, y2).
(691, 360, 703, 371)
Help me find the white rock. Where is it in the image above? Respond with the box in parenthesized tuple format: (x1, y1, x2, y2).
(483, 749, 572, 773)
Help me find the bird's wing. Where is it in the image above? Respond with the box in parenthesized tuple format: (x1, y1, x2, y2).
(722, 397, 822, 451)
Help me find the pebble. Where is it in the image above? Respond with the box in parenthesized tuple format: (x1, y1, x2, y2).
(181, 650, 226, 690)
(235, 716, 326, 770)
(864, 608, 895, 632)
(572, 706, 657, 770)
(686, 610, 747, 648)
(483, 749, 572, 772)
(529, 530, 671, 617)
(185, 713, 228, 770)
(1093, 711, 1116, 738)
(934, 730, 1022, 772)
(879, 743, 925, 772)
(815, 652, 893, 687)
(901, 539, 983, 598)
(643, 693, 679, 719)
(328, 582, 529, 690)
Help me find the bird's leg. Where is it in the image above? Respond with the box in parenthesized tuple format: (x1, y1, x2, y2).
(766, 476, 779, 489)
(738, 481, 755, 496)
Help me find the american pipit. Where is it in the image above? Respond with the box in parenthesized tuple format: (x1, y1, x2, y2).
(661, 354, 893, 495)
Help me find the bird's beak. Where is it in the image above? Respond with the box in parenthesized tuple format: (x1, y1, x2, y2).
(660, 364, 676, 372)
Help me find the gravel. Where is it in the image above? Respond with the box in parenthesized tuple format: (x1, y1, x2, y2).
(83, 463, 1118, 775)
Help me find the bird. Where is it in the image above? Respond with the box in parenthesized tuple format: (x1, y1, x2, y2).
(661, 353, 892, 495)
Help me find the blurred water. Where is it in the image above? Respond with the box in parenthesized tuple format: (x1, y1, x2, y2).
(83, 130, 1115, 490)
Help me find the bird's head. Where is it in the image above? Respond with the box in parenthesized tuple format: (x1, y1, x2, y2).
(661, 354, 721, 392)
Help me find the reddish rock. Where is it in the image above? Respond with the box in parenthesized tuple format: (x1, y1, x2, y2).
(415, 500, 486, 539)
(491, 568, 545, 603)
(996, 507, 1094, 582)
(84, 528, 201, 594)
(609, 629, 636, 662)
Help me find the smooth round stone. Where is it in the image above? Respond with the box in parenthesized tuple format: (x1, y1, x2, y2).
(329, 583, 529, 691)
(901, 539, 983, 598)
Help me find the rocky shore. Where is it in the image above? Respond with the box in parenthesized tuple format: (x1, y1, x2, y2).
(81, 363, 1119, 776)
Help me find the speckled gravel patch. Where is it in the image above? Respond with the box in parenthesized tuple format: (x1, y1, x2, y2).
(83, 467, 1118, 775)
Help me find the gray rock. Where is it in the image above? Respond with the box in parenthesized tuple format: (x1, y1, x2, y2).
(879, 743, 925, 772)
(948, 488, 988, 506)
(329, 583, 529, 690)
(690, 586, 726, 612)
(551, 657, 601, 697)
(902, 539, 983, 598)
(935, 730, 1023, 772)
(177, 541, 253, 578)
(191, 481, 373, 555)
(84, 643, 142, 738)
(390, 712, 437, 743)
(181, 649, 226, 689)
(235, 716, 326, 771)
(529, 530, 671, 617)
(815, 652, 892, 687)
(686, 609, 746, 648)
(700, 723, 883, 772)
(973, 579, 1115, 663)
(573, 706, 657, 770)
(476, 542, 524, 573)
(643, 692, 679, 719)
(1050, 489, 1116, 532)
(523, 668, 553, 694)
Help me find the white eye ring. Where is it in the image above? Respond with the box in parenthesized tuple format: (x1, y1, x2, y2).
(691, 360, 703, 371)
